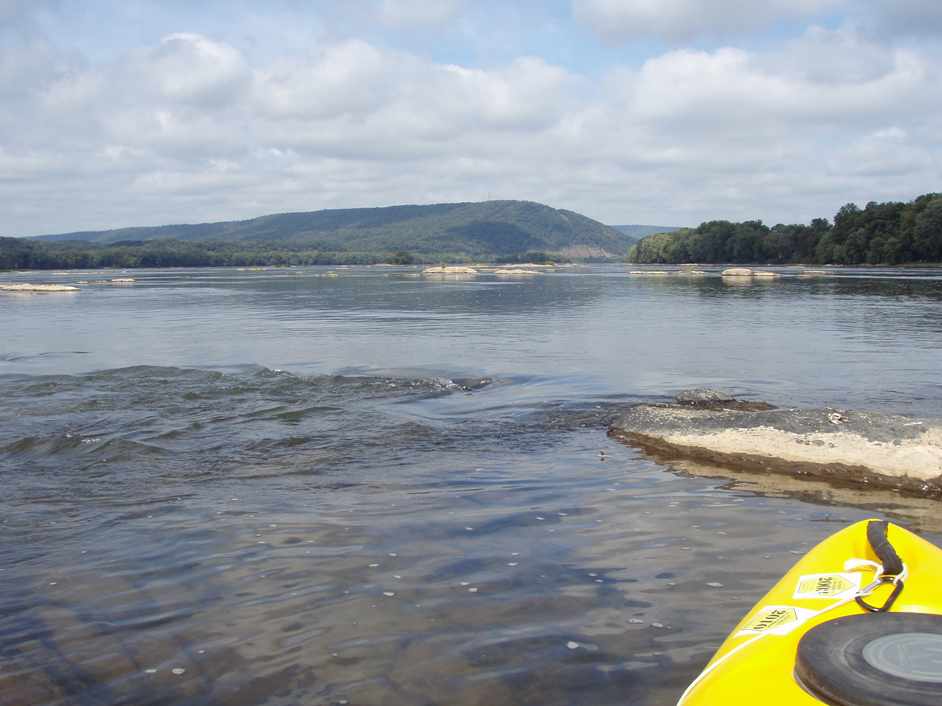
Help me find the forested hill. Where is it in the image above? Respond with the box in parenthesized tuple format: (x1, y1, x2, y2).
(629, 193, 942, 265)
(25, 201, 630, 258)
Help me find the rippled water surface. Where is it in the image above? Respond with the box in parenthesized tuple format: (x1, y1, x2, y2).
(2, 265, 941, 706)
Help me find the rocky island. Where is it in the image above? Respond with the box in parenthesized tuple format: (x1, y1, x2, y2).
(0, 283, 79, 292)
(609, 390, 942, 498)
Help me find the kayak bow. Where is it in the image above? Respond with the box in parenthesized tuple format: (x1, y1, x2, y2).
(678, 519, 942, 705)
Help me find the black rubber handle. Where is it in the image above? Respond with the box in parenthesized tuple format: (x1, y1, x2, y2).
(867, 520, 904, 576)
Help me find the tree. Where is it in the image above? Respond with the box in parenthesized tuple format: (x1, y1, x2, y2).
(390, 251, 415, 265)
(912, 196, 942, 261)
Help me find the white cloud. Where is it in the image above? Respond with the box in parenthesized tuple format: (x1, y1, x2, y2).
(254, 40, 401, 119)
(136, 33, 250, 105)
(378, 0, 462, 27)
(629, 42, 929, 127)
(572, 0, 842, 41)
(434, 57, 577, 130)
(572, 0, 942, 42)
(867, 0, 942, 36)
(839, 127, 933, 178)
(769, 26, 896, 84)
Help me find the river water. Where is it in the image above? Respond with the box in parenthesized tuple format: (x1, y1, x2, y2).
(2, 265, 941, 706)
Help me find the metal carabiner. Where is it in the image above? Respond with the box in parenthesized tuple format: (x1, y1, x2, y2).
(855, 575, 905, 613)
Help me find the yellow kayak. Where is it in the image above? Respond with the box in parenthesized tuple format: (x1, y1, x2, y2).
(678, 520, 942, 705)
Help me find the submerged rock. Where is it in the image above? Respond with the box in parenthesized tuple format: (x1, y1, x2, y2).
(676, 388, 737, 405)
(610, 392, 942, 497)
(673, 388, 774, 411)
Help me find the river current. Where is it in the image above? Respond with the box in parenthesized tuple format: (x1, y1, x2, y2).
(2, 265, 941, 706)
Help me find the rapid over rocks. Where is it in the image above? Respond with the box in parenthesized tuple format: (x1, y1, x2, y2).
(609, 390, 942, 498)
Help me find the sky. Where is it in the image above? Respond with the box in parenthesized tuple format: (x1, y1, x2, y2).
(2, 0, 941, 235)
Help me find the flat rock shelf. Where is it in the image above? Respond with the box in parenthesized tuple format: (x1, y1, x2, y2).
(610, 390, 942, 498)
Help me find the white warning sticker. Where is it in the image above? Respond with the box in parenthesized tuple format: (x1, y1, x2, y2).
(793, 572, 862, 600)
(735, 605, 815, 637)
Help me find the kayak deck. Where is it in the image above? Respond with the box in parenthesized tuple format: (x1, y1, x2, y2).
(679, 520, 942, 705)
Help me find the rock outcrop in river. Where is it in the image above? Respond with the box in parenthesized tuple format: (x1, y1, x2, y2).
(493, 268, 541, 276)
(0, 283, 78, 292)
(422, 266, 478, 275)
(609, 390, 942, 497)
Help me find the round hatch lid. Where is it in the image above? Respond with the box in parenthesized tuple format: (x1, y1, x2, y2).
(796, 613, 942, 706)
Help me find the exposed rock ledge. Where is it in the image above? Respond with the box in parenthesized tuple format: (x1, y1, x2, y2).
(422, 266, 478, 275)
(609, 390, 942, 497)
(0, 283, 79, 292)
(493, 268, 541, 275)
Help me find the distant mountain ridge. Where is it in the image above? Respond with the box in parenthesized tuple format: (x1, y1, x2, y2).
(29, 200, 636, 259)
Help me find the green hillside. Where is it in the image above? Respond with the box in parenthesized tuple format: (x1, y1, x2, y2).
(29, 201, 632, 259)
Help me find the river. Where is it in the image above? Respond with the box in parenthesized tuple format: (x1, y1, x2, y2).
(2, 264, 941, 705)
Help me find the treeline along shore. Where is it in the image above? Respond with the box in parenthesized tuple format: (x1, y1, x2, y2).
(0, 238, 560, 270)
(629, 192, 942, 265)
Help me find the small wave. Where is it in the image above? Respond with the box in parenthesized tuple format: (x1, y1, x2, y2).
(6, 435, 167, 462)
(0, 365, 515, 490)
(2, 434, 84, 456)
(83, 365, 225, 383)
(82, 437, 171, 459)
(1, 433, 170, 462)
(53, 364, 498, 402)
(245, 435, 319, 452)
